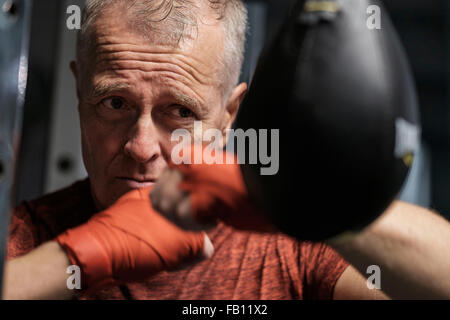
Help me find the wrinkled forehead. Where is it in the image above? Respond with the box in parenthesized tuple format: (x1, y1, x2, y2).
(78, 0, 226, 83)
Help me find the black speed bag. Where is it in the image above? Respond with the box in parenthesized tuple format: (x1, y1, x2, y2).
(234, 0, 421, 241)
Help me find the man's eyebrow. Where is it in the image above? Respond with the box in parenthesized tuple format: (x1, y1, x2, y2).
(88, 83, 207, 113)
(89, 82, 131, 98)
(169, 90, 205, 113)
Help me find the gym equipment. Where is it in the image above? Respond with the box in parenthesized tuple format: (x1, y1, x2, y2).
(234, 0, 421, 241)
(0, 0, 32, 298)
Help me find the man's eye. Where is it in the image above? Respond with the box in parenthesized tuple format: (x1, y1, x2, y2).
(101, 97, 125, 110)
(178, 106, 194, 118)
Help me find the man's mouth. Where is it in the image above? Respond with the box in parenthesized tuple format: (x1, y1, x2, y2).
(116, 177, 156, 188)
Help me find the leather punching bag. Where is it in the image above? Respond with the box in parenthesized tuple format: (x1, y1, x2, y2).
(234, 0, 421, 241)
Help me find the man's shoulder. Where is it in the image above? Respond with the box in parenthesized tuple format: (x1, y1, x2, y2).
(15, 178, 97, 238)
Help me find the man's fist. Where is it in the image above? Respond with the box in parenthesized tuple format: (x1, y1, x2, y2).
(151, 149, 277, 233)
(56, 187, 213, 292)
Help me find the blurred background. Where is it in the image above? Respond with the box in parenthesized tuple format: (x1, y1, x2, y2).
(9, 0, 450, 218)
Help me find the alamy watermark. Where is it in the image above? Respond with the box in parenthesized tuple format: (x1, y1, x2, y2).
(66, 265, 81, 290)
(66, 5, 81, 30)
(367, 5, 381, 30)
(171, 121, 280, 176)
(366, 265, 381, 290)
(67, 4, 382, 31)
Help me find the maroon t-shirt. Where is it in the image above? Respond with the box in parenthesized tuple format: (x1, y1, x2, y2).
(7, 179, 349, 300)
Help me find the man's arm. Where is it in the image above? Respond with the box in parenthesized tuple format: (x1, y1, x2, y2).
(333, 265, 389, 300)
(151, 165, 450, 299)
(3, 187, 211, 300)
(3, 241, 74, 300)
(329, 200, 450, 299)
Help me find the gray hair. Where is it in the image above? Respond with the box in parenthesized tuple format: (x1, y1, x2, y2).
(77, 0, 248, 99)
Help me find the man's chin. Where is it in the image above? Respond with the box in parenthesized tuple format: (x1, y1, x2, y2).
(94, 179, 156, 210)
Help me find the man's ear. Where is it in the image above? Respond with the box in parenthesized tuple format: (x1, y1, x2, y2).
(70, 60, 81, 99)
(223, 82, 248, 132)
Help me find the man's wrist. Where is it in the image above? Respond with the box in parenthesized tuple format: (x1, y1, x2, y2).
(56, 222, 116, 292)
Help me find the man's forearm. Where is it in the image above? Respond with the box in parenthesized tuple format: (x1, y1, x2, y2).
(2, 241, 74, 300)
(328, 200, 450, 299)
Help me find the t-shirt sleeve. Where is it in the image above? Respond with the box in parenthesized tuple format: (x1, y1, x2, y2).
(299, 241, 349, 300)
(6, 203, 39, 260)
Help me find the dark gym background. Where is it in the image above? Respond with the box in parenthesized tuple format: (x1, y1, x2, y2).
(13, 0, 450, 219)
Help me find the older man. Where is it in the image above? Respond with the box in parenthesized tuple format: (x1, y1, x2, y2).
(3, 0, 450, 300)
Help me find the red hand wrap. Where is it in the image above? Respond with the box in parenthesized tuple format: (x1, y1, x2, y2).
(173, 146, 276, 233)
(56, 187, 205, 292)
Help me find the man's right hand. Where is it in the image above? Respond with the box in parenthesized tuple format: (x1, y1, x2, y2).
(150, 147, 277, 234)
(56, 187, 214, 292)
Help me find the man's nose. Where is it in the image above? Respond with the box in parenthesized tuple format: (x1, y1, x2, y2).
(124, 118, 161, 164)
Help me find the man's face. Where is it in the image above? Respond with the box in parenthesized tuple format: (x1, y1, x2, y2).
(72, 5, 247, 210)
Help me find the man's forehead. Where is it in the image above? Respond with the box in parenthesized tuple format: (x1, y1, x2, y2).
(82, 5, 225, 76)
(84, 37, 221, 92)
